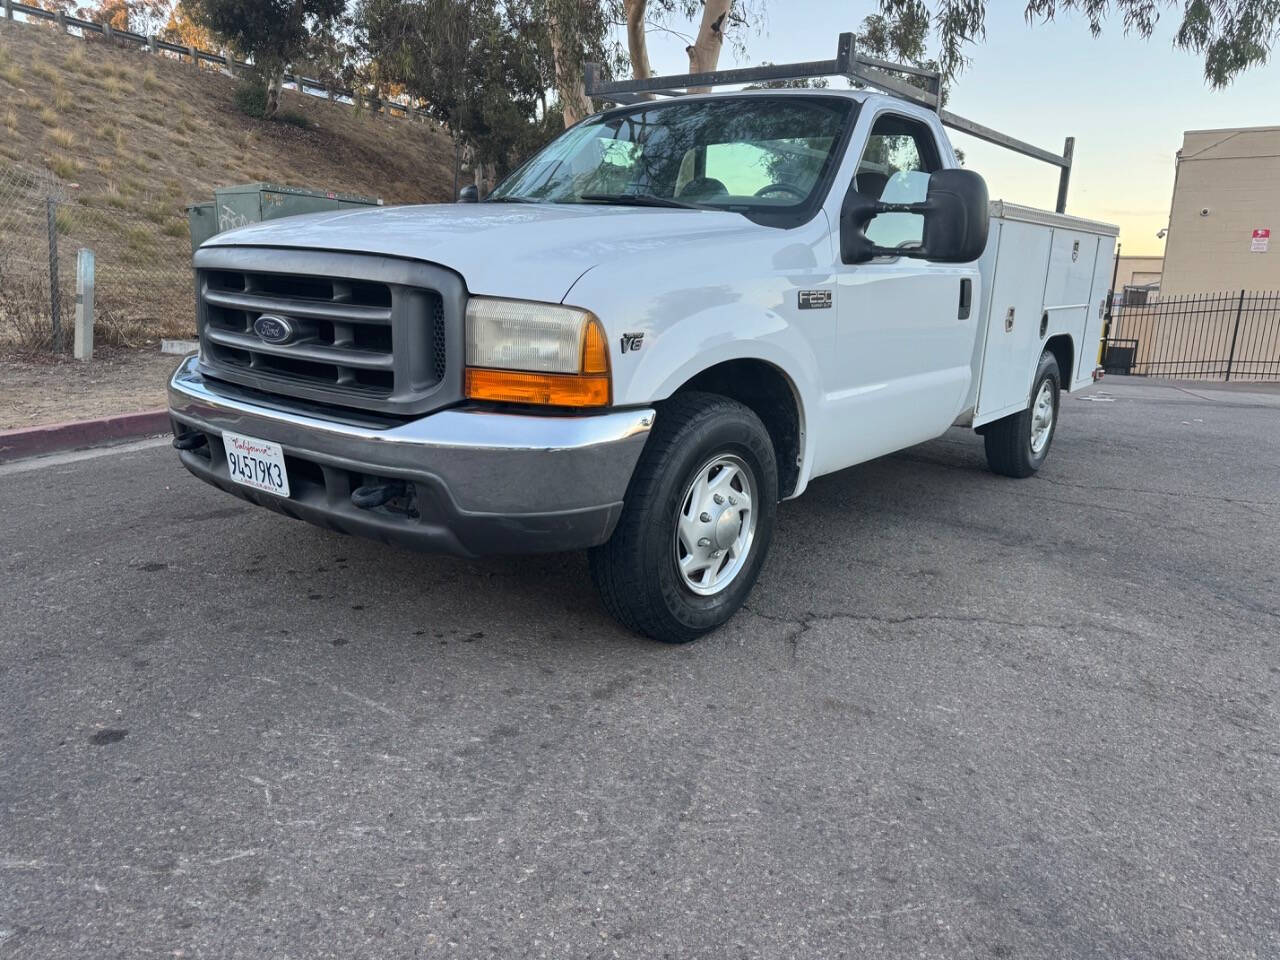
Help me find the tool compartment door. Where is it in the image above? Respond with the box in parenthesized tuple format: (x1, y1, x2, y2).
(1078, 235, 1117, 388)
(1042, 227, 1100, 386)
(975, 219, 1053, 420)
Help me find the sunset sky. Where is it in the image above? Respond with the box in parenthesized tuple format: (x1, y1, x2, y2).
(627, 4, 1280, 256)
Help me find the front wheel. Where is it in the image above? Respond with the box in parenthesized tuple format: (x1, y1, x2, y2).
(982, 350, 1061, 478)
(589, 392, 778, 643)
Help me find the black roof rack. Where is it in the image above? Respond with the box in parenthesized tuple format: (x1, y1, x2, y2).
(584, 32, 1075, 214)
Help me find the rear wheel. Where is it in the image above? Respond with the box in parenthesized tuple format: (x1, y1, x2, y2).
(589, 392, 777, 643)
(982, 350, 1061, 478)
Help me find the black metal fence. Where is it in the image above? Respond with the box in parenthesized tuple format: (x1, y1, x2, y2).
(1101, 289, 1280, 382)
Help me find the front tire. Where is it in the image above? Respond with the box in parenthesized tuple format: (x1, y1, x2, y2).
(589, 392, 778, 643)
(982, 350, 1061, 478)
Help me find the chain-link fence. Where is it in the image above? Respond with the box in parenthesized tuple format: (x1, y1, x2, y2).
(54, 193, 196, 349)
(0, 155, 195, 353)
(0, 159, 61, 350)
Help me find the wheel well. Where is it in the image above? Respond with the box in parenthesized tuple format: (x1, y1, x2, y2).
(1045, 334, 1075, 390)
(669, 359, 802, 498)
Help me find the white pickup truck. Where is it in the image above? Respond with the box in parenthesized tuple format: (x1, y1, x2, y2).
(168, 42, 1116, 643)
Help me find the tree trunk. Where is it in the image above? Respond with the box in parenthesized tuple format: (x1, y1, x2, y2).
(624, 0, 650, 80)
(686, 0, 731, 93)
(264, 70, 283, 119)
(549, 8, 591, 128)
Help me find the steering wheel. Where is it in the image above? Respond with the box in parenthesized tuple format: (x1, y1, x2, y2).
(754, 182, 807, 200)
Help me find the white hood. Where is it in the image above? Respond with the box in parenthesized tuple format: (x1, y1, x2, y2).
(205, 202, 763, 302)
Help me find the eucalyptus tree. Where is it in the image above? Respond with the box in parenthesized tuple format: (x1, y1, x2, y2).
(882, 0, 1280, 86)
(188, 0, 348, 117)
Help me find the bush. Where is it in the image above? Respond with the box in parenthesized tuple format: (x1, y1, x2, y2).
(49, 154, 79, 180)
(233, 79, 269, 119)
(234, 79, 311, 129)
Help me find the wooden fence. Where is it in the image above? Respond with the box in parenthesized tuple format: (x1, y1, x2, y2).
(0, 0, 435, 123)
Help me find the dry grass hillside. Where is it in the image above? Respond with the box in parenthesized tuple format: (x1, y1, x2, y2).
(0, 19, 457, 350)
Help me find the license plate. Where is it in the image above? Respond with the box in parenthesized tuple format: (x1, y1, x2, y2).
(223, 431, 290, 498)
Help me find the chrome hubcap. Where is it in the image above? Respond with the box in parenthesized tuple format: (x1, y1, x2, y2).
(674, 454, 757, 596)
(1030, 379, 1056, 455)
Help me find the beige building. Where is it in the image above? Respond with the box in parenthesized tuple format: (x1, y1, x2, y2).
(1160, 126, 1280, 295)
(1113, 255, 1164, 294)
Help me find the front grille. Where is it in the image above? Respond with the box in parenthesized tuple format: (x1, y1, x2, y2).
(193, 247, 466, 416)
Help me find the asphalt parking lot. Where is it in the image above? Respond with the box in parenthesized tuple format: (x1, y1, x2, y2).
(2, 376, 1278, 960)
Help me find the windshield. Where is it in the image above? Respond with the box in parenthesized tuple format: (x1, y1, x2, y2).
(489, 96, 854, 215)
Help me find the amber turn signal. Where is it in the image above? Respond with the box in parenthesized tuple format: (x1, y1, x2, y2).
(465, 368, 611, 407)
(581, 317, 609, 375)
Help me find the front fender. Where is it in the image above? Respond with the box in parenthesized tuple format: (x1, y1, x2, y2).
(601, 298, 826, 499)
(561, 217, 836, 497)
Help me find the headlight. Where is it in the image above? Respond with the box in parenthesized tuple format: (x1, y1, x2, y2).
(464, 297, 610, 408)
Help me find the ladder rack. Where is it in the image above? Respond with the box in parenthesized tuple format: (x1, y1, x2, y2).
(584, 33, 1075, 214)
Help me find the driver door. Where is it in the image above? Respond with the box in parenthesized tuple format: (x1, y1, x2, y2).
(819, 111, 979, 474)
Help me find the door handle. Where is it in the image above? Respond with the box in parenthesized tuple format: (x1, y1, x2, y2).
(958, 278, 972, 320)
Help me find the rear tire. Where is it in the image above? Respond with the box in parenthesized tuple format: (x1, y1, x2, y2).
(589, 392, 778, 644)
(983, 350, 1061, 478)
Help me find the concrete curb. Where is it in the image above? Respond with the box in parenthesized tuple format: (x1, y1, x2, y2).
(0, 409, 171, 463)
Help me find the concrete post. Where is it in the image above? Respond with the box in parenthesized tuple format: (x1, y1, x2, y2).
(102, 20, 112, 40)
(55, 9, 66, 31)
(222, 49, 235, 76)
(189, 44, 198, 68)
(74, 248, 95, 361)
(3, 0, 13, 23)
(147, 35, 157, 54)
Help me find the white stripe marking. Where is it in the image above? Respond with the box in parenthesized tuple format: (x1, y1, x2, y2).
(0, 436, 171, 477)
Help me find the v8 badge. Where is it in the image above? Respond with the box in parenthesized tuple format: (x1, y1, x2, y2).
(620, 332, 645, 354)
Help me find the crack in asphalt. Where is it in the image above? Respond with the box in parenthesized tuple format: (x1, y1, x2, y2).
(1033, 474, 1280, 509)
(742, 606, 1077, 658)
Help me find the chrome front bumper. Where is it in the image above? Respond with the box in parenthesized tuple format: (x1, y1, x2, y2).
(167, 356, 655, 556)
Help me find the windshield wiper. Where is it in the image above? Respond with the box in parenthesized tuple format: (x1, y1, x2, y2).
(486, 195, 541, 204)
(579, 193, 702, 210)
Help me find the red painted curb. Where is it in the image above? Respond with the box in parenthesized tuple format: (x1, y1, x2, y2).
(0, 409, 171, 463)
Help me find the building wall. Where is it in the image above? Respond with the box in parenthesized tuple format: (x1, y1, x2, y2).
(1112, 255, 1164, 292)
(1160, 127, 1280, 295)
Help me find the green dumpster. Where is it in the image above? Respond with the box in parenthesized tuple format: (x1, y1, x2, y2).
(186, 202, 218, 249)
(212, 183, 382, 233)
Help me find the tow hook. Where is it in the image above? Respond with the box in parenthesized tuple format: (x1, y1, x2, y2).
(172, 431, 208, 451)
(351, 480, 407, 510)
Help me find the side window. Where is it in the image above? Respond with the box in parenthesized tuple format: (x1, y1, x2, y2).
(856, 114, 941, 249)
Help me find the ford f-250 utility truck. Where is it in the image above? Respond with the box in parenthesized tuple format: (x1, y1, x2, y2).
(168, 36, 1116, 643)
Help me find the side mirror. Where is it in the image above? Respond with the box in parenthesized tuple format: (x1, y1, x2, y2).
(458, 184, 479, 203)
(840, 168, 989, 264)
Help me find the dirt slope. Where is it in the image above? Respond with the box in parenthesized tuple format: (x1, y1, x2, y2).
(0, 19, 454, 211)
(0, 20, 457, 349)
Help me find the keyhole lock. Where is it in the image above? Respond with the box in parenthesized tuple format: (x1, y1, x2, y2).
(1004, 307, 1015, 333)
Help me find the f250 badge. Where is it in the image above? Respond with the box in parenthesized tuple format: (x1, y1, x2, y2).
(798, 289, 832, 310)
(620, 332, 645, 353)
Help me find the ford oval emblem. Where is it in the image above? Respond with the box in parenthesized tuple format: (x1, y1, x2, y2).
(253, 314, 295, 344)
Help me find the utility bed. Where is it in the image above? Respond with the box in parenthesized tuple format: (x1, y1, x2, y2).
(965, 202, 1119, 426)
